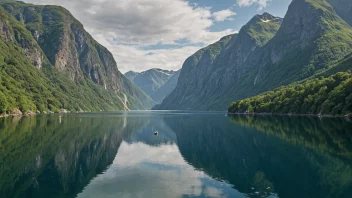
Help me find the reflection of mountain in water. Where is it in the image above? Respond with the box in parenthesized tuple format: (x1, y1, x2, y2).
(164, 115, 352, 198)
(2, 113, 352, 198)
(230, 115, 352, 159)
(0, 115, 127, 198)
(124, 115, 177, 146)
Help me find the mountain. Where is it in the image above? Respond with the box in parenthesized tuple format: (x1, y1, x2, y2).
(0, 0, 154, 113)
(125, 68, 178, 102)
(158, 0, 352, 111)
(157, 13, 282, 110)
(151, 70, 180, 103)
(124, 71, 139, 81)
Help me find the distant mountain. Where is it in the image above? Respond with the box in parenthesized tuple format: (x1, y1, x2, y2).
(124, 71, 139, 81)
(125, 69, 179, 103)
(158, 0, 352, 111)
(151, 70, 181, 103)
(0, 0, 154, 113)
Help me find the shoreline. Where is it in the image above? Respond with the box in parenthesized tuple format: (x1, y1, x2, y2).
(1, 111, 350, 119)
(227, 112, 351, 118)
(0, 112, 37, 119)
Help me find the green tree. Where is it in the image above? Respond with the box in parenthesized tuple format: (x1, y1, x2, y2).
(0, 92, 8, 114)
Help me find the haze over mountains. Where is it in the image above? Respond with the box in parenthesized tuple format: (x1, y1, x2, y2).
(157, 0, 352, 111)
(125, 69, 180, 103)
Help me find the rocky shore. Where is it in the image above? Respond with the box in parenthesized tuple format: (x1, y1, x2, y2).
(0, 109, 71, 119)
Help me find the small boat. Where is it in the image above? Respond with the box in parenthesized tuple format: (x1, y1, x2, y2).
(154, 131, 158, 135)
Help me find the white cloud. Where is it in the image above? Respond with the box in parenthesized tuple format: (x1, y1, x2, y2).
(212, 9, 237, 22)
(76, 141, 243, 198)
(23, 0, 237, 72)
(237, 0, 272, 10)
(84, 27, 235, 73)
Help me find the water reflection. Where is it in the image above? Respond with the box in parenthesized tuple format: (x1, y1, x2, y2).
(0, 114, 127, 198)
(77, 113, 242, 198)
(0, 112, 352, 198)
(165, 114, 352, 198)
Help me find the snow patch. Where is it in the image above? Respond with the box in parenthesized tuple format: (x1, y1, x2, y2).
(260, 19, 271, 23)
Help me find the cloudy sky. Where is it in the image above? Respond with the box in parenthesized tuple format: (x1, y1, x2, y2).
(24, 0, 291, 73)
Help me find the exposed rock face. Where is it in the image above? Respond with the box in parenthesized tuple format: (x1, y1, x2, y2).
(0, 20, 13, 42)
(19, 38, 44, 69)
(0, 1, 154, 110)
(11, 108, 22, 116)
(1, 3, 122, 90)
(158, 0, 352, 110)
(158, 13, 282, 110)
(0, 7, 44, 69)
(125, 69, 178, 102)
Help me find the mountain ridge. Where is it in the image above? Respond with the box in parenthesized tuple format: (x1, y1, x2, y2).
(0, 0, 154, 113)
(158, 0, 352, 111)
(125, 68, 179, 103)
(158, 12, 282, 110)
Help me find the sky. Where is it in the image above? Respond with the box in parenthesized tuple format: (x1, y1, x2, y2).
(24, 0, 292, 73)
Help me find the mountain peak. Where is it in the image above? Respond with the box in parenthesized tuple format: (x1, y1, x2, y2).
(124, 68, 180, 102)
(250, 12, 282, 24)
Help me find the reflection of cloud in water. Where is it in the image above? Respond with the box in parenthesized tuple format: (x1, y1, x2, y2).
(77, 142, 244, 198)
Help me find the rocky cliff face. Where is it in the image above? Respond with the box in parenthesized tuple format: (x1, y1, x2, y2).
(1, 2, 123, 90)
(251, 0, 352, 90)
(0, 0, 154, 110)
(158, 0, 352, 110)
(158, 13, 282, 110)
(0, 5, 44, 69)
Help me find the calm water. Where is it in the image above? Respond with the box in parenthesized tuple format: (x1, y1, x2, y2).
(1, 111, 352, 198)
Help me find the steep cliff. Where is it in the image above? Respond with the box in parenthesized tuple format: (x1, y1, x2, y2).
(159, 0, 352, 110)
(0, 0, 154, 112)
(158, 13, 282, 110)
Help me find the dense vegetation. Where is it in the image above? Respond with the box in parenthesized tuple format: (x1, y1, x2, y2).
(0, 1, 155, 114)
(0, 6, 130, 114)
(158, 0, 352, 111)
(228, 72, 352, 115)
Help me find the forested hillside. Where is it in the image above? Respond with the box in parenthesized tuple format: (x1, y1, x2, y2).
(228, 71, 352, 116)
(0, 0, 154, 114)
(158, 0, 352, 111)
